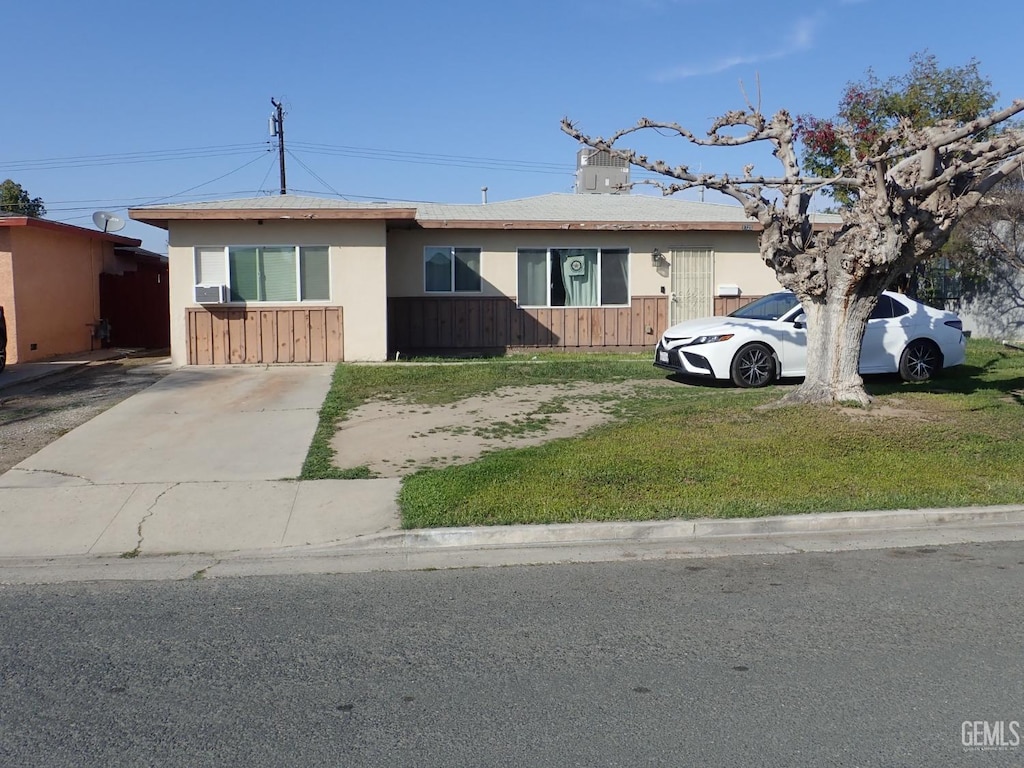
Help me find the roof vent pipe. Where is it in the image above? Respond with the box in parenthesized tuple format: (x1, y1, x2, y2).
(481, 186, 488, 204)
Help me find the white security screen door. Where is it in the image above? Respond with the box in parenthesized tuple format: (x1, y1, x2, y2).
(670, 248, 714, 325)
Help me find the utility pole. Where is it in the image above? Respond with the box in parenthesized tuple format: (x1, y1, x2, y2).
(270, 98, 286, 195)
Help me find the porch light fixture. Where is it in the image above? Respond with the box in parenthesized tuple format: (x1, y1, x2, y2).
(651, 248, 667, 267)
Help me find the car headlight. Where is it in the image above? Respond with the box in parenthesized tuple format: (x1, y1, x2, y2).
(686, 333, 735, 346)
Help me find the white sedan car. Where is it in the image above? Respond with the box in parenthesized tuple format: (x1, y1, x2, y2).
(654, 290, 966, 387)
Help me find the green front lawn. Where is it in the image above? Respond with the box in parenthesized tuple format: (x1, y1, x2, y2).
(302, 341, 1024, 528)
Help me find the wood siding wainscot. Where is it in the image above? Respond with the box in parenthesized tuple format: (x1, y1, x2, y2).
(186, 306, 343, 365)
(388, 296, 668, 355)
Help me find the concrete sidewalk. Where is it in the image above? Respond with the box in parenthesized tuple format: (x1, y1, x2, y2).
(2, 504, 1023, 585)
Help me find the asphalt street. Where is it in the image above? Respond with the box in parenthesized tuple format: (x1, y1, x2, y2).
(2, 541, 1023, 767)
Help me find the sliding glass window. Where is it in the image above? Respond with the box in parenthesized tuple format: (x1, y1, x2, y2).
(516, 247, 629, 307)
(424, 246, 482, 293)
(195, 246, 330, 303)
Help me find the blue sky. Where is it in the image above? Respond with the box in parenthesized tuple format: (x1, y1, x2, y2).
(3, 0, 1022, 253)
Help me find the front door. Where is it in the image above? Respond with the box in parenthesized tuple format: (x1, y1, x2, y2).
(670, 247, 714, 326)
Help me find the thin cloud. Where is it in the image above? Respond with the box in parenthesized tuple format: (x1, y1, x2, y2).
(654, 14, 820, 81)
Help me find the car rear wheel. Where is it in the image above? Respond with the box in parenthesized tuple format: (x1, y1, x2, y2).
(899, 339, 941, 382)
(730, 343, 775, 387)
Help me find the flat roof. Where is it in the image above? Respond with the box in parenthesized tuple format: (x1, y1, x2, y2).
(129, 192, 842, 232)
(129, 195, 418, 228)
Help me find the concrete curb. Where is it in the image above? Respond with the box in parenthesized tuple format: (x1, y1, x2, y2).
(302, 504, 1024, 552)
(2, 504, 1022, 584)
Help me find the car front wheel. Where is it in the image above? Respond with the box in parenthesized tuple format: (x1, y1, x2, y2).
(899, 340, 941, 382)
(730, 343, 775, 387)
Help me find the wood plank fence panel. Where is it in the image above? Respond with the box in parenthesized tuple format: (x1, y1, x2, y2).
(387, 296, 668, 354)
(186, 306, 344, 365)
(309, 311, 326, 363)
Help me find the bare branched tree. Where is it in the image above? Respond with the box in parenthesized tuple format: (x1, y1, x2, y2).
(563, 86, 1024, 405)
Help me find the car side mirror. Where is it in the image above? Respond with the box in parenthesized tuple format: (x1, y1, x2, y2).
(792, 313, 807, 330)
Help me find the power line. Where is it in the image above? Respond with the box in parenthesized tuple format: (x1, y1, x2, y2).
(2, 137, 674, 182)
(288, 141, 572, 175)
(137, 152, 275, 207)
(0, 143, 271, 173)
(256, 153, 279, 196)
(44, 153, 278, 214)
(288, 141, 668, 182)
(285, 149, 345, 199)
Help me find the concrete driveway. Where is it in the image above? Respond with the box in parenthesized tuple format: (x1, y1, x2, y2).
(0, 365, 401, 558)
(5, 366, 331, 484)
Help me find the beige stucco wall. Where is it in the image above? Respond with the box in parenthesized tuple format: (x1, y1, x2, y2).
(3, 228, 106, 363)
(159, 219, 787, 366)
(386, 228, 782, 300)
(166, 219, 389, 366)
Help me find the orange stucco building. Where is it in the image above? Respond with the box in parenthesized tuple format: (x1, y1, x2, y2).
(0, 215, 164, 364)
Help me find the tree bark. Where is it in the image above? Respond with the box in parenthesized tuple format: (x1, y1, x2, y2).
(780, 286, 876, 406)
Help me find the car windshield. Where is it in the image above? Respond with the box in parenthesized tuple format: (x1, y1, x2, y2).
(728, 292, 801, 321)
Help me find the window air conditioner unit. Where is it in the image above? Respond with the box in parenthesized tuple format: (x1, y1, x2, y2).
(195, 284, 229, 303)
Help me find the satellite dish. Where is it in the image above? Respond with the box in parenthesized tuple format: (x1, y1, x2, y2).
(92, 211, 126, 233)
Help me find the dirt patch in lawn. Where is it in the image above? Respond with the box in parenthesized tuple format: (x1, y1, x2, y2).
(837, 400, 943, 423)
(330, 380, 673, 478)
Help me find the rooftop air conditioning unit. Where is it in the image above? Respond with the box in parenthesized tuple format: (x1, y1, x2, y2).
(575, 148, 630, 194)
(195, 284, 229, 304)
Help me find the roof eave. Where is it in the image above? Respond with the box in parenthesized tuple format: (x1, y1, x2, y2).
(0, 216, 141, 246)
(417, 219, 765, 231)
(128, 207, 419, 230)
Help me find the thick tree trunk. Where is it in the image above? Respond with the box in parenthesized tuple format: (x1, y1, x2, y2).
(778, 285, 878, 406)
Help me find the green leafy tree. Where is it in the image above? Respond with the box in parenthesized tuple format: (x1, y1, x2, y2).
(564, 54, 1024, 405)
(0, 179, 46, 217)
(797, 53, 998, 205)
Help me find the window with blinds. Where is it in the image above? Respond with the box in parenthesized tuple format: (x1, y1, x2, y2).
(194, 246, 330, 303)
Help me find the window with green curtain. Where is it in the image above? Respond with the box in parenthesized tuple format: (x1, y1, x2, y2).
(517, 248, 547, 306)
(516, 247, 630, 307)
(229, 247, 260, 302)
(300, 246, 330, 300)
(555, 248, 598, 307)
(214, 245, 331, 303)
(260, 246, 297, 302)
